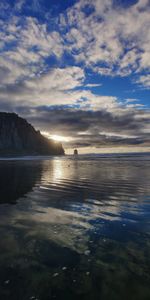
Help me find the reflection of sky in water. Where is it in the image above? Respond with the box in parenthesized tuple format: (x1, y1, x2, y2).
(0, 156, 150, 299)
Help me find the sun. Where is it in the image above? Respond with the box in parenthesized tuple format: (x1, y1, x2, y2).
(50, 135, 68, 142)
(41, 131, 70, 142)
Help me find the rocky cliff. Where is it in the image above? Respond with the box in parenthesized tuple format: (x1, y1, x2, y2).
(0, 112, 64, 156)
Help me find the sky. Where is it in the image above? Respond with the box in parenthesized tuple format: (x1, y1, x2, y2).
(0, 0, 150, 154)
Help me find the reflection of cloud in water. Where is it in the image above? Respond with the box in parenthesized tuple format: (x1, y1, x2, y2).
(0, 157, 150, 256)
(15, 207, 91, 254)
(0, 156, 150, 299)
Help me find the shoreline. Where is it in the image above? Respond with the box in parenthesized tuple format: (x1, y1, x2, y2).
(0, 152, 150, 161)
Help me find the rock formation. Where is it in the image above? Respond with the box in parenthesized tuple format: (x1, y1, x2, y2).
(0, 112, 64, 156)
(74, 149, 78, 155)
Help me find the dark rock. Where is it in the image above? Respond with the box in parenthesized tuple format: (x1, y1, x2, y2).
(0, 112, 65, 156)
(74, 149, 78, 155)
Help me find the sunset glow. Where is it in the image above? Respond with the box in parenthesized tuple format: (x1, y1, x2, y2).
(41, 131, 70, 142)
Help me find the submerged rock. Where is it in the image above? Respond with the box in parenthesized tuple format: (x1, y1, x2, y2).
(84, 250, 91, 256)
(53, 273, 59, 277)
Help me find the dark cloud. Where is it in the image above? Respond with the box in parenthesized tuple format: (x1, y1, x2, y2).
(1, 103, 148, 149)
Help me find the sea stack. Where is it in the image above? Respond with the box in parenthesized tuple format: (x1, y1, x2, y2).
(74, 149, 78, 155)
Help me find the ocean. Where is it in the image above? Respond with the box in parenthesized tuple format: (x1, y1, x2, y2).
(0, 153, 150, 300)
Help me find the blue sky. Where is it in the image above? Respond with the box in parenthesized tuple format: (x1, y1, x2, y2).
(0, 0, 150, 152)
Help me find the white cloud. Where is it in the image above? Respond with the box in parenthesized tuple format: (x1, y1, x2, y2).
(25, 66, 85, 91)
(0, 0, 149, 91)
(0, 0, 149, 116)
(135, 74, 150, 89)
(82, 94, 120, 111)
(125, 99, 139, 104)
(0, 63, 124, 112)
(0, 66, 86, 106)
(60, 0, 150, 80)
(14, 0, 25, 11)
(0, 16, 64, 86)
(85, 83, 102, 88)
(0, 0, 149, 150)
(99, 131, 139, 139)
(0, 56, 34, 85)
(20, 18, 64, 58)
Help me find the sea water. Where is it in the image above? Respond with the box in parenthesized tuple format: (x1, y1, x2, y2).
(0, 154, 150, 300)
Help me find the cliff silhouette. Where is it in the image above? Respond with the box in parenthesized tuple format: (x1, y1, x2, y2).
(0, 112, 64, 156)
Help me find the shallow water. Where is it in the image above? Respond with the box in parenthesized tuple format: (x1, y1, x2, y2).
(0, 154, 150, 300)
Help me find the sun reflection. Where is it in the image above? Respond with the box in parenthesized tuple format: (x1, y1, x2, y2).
(41, 159, 65, 184)
(53, 159, 63, 181)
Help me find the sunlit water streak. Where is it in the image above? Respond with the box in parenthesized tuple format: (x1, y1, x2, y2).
(0, 154, 150, 300)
